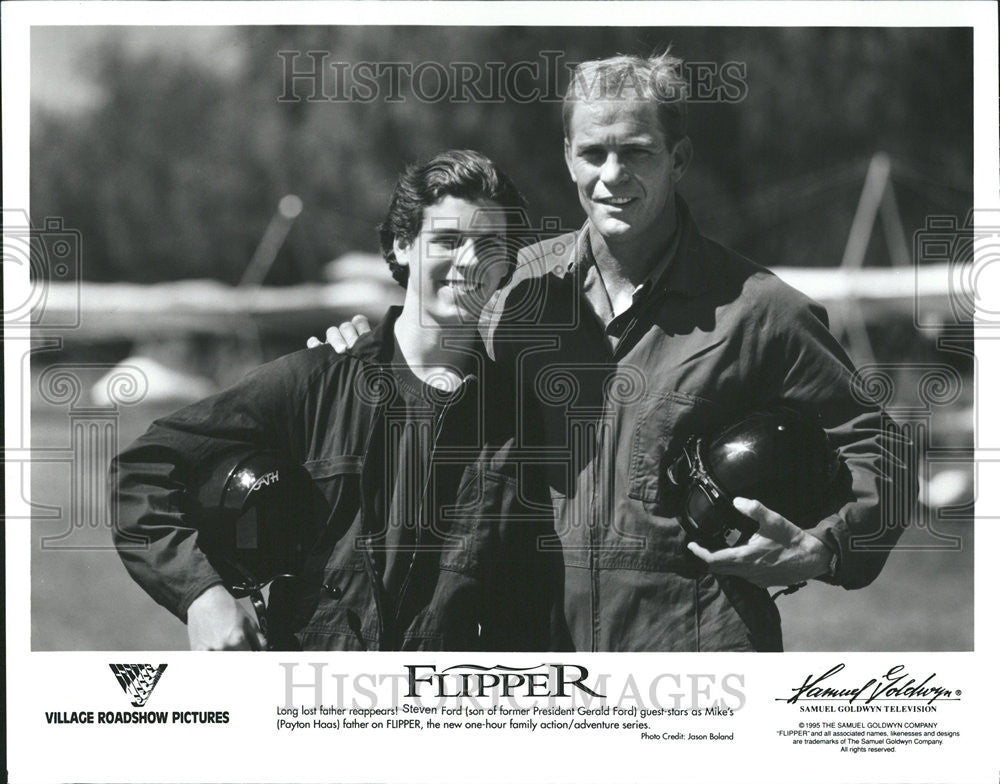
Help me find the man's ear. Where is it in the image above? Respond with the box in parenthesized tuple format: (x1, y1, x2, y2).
(670, 137, 693, 182)
(564, 137, 578, 183)
(393, 237, 411, 267)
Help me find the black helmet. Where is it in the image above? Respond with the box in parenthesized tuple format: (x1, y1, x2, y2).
(194, 449, 319, 599)
(666, 405, 840, 551)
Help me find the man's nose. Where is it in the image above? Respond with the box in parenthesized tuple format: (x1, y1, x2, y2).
(600, 152, 628, 185)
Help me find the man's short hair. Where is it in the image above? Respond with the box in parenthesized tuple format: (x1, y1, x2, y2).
(562, 51, 688, 147)
(378, 149, 527, 289)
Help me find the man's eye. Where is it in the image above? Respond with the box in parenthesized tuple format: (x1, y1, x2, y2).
(579, 148, 605, 164)
(430, 236, 461, 250)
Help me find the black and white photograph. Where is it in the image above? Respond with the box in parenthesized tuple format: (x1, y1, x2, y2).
(4, 2, 998, 782)
(24, 21, 975, 652)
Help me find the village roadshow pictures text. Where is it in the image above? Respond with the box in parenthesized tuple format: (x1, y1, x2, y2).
(3, 2, 999, 783)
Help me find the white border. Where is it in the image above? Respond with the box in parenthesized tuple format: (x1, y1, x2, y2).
(5, 3, 999, 783)
(3, 1, 998, 26)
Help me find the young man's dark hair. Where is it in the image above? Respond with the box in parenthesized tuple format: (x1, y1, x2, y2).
(378, 149, 527, 288)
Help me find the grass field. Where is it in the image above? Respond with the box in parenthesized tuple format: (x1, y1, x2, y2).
(29, 399, 973, 652)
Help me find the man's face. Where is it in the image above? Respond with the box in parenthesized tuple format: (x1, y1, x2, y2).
(564, 98, 689, 247)
(395, 195, 510, 325)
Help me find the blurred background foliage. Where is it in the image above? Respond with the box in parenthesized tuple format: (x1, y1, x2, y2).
(31, 26, 972, 284)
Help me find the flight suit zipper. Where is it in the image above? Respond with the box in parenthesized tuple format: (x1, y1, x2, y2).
(391, 398, 452, 648)
(358, 398, 389, 650)
(586, 295, 664, 651)
(582, 306, 613, 652)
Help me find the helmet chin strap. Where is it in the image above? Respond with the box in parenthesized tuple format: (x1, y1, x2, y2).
(248, 589, 269, 647)
(770, 582, 808, 601)
(223, 556, 296, 651)
(668, 436, 755, 549)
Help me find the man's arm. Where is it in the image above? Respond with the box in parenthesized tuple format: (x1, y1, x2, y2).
(689, 285, 917, 589)
(770, 295, 917, 588)
(307, 315, 372, 352)
(110, 352, 315, 648)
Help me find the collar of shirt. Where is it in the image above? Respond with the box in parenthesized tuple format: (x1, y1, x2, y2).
(388, 340, 479, 408)
(570, 209, 684, 333)
(348, 306, 484, 403)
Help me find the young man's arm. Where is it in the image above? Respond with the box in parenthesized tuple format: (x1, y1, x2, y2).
(110, 351, 320, 649)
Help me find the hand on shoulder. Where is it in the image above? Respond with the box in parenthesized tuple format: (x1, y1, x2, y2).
(306, 315, 372, 353)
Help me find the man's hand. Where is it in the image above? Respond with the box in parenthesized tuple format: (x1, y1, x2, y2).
(186, 584, 266, 651)
(686, 497, 833, 587)
(306, 315, 372, 353)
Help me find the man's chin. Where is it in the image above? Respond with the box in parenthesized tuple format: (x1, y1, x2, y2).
(591, 217, 636, 241)
(438, 303, 484, 327)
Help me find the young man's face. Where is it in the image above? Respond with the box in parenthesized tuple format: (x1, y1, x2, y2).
(395, 195, 510, 326)
(564, 97, 689, 249)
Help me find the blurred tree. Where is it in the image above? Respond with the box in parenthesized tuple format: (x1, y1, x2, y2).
(31, 27, 972, 282)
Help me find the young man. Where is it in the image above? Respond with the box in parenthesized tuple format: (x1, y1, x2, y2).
(111, 149, 553, 651)
(320, 54, 917, 652)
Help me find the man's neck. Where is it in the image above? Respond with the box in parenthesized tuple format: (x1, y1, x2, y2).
(587, 207, 678, 308)
(392, 308, 477, 391)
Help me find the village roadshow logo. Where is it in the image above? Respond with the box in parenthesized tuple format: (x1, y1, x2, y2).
(779, 664, 961, 714)
(110, 663, 168, 707)
(43, 664, 230, 726)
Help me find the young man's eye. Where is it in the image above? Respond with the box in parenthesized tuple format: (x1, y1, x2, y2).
(430, 235, 461, 250)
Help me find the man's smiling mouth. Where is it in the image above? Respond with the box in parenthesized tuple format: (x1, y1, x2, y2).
(594, 196, 637, 206)
(440, 279, 485, 294)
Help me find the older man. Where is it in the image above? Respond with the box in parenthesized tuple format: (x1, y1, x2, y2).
(321, 53, 916, 652)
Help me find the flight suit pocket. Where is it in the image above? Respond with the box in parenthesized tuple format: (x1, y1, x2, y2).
(281, 458, 366, 639)
(628, 391, 721, 506)
(436, 465, 511, 576)
(302, 456, 364, 571)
